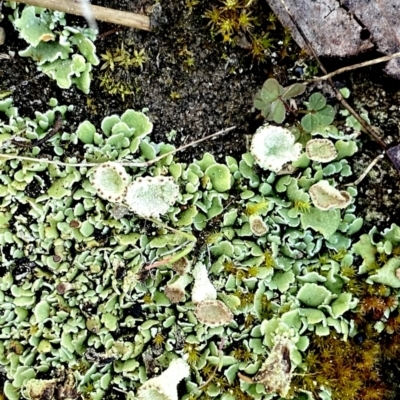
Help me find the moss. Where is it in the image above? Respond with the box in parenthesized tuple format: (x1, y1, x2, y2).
(293, 199, 311, 213)
(245, 199, 269, 216)
(203, 0, 300, 63)
(292, 332, 387, 400)
(98, 43, 148, 98)
(183, 343, 200, 366)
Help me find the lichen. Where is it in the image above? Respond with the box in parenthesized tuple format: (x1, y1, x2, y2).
(250, 125, 302, 173)
(9, 5, 99, 93)
(0, 92, 396, 400)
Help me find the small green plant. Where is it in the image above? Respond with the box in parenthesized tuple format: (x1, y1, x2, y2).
(98, 43, 148, 98)
(186, 0, 200, 13)
(100, 44, 148, 71)
(254, 78, 306, 123)
(98, 73, 133, 100)
(301, 92, 336, 132)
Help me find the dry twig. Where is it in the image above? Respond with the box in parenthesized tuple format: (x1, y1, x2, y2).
(311, 52, 400, 83)
(343, 153, 385, 186)
(16, 0, 151, 31)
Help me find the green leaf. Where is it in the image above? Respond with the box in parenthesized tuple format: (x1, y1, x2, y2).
(73, 63, 92, 94)
(383, 223, 400, 245)
(281, 83, 306, 99)
(260, 103, 272, 119)
(14, 6, 55, 47)
(300, 207, 341, 239)
(121, 110, 153, 138)
(339, 87, 350, 98)
(41, 58, 74, 89)
(297, 283, 332, 307)
(307, 92, 327, 110)
(205, 164, 232, 192)
(72, 33, 99, 66)
(335, 139, 358, 160)
(76, 120, 96, 144)
(271, 99, 286, 124)
(317, 105, 335, 126)
(369, 257, 400, 288)
(34, 300, 50, 323)
(19, 42, 71, 66)
(254, 90, 267, 110)
(330, 293, 353, 318)
(261, 78, 282, 101)
(301, 113, 320, 132)
(101, 115, 120, 135)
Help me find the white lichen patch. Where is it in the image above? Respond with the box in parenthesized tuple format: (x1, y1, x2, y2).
(309, 180, 352, 210)
(194, 299, 233, 327)
(191, 262, 217, 304)
(306, 138, 338, 162)
(136, 358, 190, 400)
(91, 161, 130, 202)
(251, 125, 302, 173)
(249, 215, 268, 236)
(125, 176, 179, 218)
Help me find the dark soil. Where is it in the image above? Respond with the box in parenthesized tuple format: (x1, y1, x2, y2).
(1, 0, 278, 162)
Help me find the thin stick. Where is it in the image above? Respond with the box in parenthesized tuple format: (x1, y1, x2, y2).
(311, 52, 400, 82)
(344, 152, 385, 186)
(16, 0, 151, 31)
(278, 0, 388, 151)
(0, 153, 109, 168)
(145, 126, 236, 167)
(0, 126, 236, 168)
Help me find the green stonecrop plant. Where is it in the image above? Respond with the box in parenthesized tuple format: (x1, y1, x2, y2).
(0, 90, 395, 400)
(7, 4, 99, 93)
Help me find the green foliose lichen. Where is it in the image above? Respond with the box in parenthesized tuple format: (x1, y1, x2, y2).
(9, 5, 99, 93)
(0, 91, 393, 400)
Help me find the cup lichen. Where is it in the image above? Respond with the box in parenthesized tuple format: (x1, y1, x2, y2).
(91, 161, 131, 202)
(309, 180, 352, 210)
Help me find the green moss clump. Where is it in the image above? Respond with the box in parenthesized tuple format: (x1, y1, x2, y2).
(203, 0, 298, 62)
